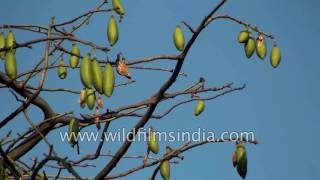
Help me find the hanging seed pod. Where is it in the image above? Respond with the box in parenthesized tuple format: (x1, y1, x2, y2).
(86, 88, 95, 110)
(68, 118, 79, 147)
(244, 37, 255, 58)
(69, 43, 80, 69)
(270, 45, 281, 68)
(57, 58, 67, 79)
(194, 100, 205, 116)
(256, 34, 267, 60)
(0, 32, 6, 60)
(235, 143, 247, 179)
(6, 31, 15, 50)
(147, 127, 159, 154)
(107, 16, 119, 47)
(5, 51, 17, 79)
(160, 160, 170, 180)
(95, 106, 101, 129)
(80, 53, 92, 88)
(238, 29, 249, 43)
(79, 88, 87, 108)
(173, 25, 185, 52)
(103, 63, 115, 97)
(91, 58, 103, 94)
(112, 0, 125, 15)
(116, 56, 131, 79)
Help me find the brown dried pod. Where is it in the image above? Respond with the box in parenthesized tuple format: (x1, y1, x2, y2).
(95, 106, 101, 129)
(79, 88, 87, 108)
(97, 95, 104, 108)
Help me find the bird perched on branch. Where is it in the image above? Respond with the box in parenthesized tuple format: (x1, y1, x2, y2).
(116, 52, 131, 79)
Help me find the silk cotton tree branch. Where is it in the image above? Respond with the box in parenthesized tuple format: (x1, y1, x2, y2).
(1, 0, 108, 160)
(94, 0, 229, 179)
(105, 137, 258, 180)
(0, 17, 53, 129)
(0, 0, 282, 179)
(1, 73, 243, 160)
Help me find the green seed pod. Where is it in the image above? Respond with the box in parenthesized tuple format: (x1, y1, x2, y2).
(103, 63, 115, 97)
(6, 30, 15, 49)
(57, 58, 67, 79)
(173, 25, 185, 52)
(80, 88, 87, 109)
(5, 51, 17, 79)
(80, 53, 92, 88)
(194, 100, 205, 116)
(147, 127, 159, 154)
(86, 88, 95, 110)
(256, 35, 267, 60)
(112, 0, 125, 15)
(0, 32, 6, 60)
(270, 45, 281, 68)
(91, 58, 103, 94)
(69, 43, 80, 69)
(68, 118, 79, 147)
(107, 16, 119, 47)
(235, 143, 247, 179)
(238, 30, 249, 43)
(244, 37, 255, 58)
(160, 160, 170, 180)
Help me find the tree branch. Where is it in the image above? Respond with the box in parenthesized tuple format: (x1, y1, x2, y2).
(94, 0, 228, 179)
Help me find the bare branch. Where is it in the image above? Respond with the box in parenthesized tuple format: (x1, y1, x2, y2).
(206, 14, 275, 39)
(0, 145, 22, 179)
(181, 21, 195, 33)
(0, 35, 110, 53)
(105, 136, 256, 179)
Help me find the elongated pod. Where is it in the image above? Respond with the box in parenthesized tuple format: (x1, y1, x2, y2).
(5, 51, 17, 79)
(112, 0, 125, 15)
(160, 160, 170, 180)
(86, 88, 95, 110)
(69, 43, 80, 68)
(147, 127, 159, 154)
(6, 31, 15, 49)
(68, 118, 79, 147)
(57, 58, 67, 79)
(91, 58, 103, 94)
(173, 26, 185, 51)
(80, 53, 92, 88)
(103, 63, 115, 97)
(0, 32, 6, 59)
(244, 37, 255, 58)
(107, 16, 119, 47)
(194, 100, 205, 116)
(256, 35, 267, 60)
(270, 45, 281, 68)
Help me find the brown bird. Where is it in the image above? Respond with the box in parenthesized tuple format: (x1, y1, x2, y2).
(116, 53, 131, 79)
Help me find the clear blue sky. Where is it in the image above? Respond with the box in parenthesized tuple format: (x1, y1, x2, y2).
(1, 0, 320, 179)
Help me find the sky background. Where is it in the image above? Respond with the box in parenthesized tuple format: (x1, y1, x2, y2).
(1, 0, 320, 179)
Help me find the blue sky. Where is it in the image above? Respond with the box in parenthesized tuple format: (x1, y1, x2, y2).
(1, 0, 320, 179)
